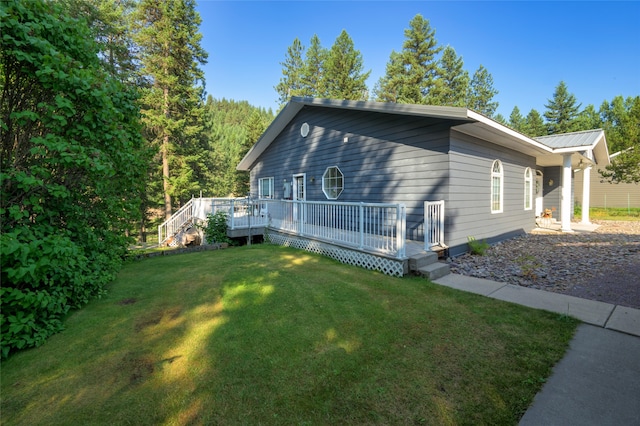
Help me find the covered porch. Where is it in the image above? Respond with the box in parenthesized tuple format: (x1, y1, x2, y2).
(535, 129, 610, 232)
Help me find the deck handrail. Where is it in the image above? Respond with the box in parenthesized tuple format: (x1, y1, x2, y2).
(424, 200, 445, 250)
(158, 197, 195, 245)
(263, 199, 407, 259)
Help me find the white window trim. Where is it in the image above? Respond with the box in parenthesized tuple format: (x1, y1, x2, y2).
(258, 177, 274, 199)
(491, 160, 503, 214)
(322, 166, 344, 200)
(524, 167, 533, 211)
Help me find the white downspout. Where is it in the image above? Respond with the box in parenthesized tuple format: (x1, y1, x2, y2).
(561, 154, 573, 232)
(581, 165, 592, 224)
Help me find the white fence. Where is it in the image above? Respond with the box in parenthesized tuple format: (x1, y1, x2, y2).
(263, 200, 407, 259)
(424, 200, 445, 250)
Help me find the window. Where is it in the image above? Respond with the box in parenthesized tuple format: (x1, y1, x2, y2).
(322, 166, 344, 199)
(258, 177, 274, 199)
(491, 160, 503, 213)
(524, 167, 532, 210)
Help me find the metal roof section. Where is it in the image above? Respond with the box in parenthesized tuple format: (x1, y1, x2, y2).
(536, 129, 603, 149)
(535, 129, 609, 166)
(237, 98, 610, 171)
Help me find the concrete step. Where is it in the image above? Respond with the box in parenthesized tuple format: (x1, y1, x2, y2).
(416, 262, 451, 281)
(408, 251, 438, 271)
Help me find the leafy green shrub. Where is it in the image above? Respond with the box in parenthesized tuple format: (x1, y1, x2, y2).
(0, 1, 146, 358)
(467, 236, 490, 256)
(201, 211, 231, 244)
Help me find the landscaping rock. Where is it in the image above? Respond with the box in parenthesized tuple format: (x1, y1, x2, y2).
(449, 221, 640, 309)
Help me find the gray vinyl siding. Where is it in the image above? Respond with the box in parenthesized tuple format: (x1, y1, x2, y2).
(574, 167, 640, 208)
(447, 130, 537, 255)
(250, 106, 458, 240)
(250, 107, 539, 256)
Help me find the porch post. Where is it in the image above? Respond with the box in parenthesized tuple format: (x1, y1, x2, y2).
(581, 165, 592, 224)
(561, 154, 573, 232)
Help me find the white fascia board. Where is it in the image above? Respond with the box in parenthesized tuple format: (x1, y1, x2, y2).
(465, 110, 554, 153)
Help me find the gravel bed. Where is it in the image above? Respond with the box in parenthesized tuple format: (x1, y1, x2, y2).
(449, 221, 640, 309)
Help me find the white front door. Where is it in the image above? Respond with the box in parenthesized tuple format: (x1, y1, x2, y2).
(535, 171, 544, 217)
(292, 174, 306, 222)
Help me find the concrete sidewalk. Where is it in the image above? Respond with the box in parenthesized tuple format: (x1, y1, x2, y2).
(433, 274, 640, 337)
(432, 274, 640, 425)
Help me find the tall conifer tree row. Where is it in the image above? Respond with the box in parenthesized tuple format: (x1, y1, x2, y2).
(135, 0, 207, 220)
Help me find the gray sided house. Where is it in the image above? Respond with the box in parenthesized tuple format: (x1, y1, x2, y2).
(237, 98, 609, 257)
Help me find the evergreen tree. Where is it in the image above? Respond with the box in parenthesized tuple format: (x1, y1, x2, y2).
(373, 51, 405, 103)
(467, 64, 499, 117)
(493, 113, 507, 125)
(275, 37, 305, 106)
(323, 30, 370, 100)
(134, 0, 208, 220)
(508, 106, 525, 132)
(522, 109, 546, 137)
(543, 81, 581, 134)
(599, 96, 640, 184)
(301, 34, 327, 97)
(375, 14, 442, 104)
(203, 97, 274, 197)
(573, 104, 601, 131)
(428, 46, 469, 107)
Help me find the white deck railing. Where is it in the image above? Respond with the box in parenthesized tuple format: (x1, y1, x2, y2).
(264, 200, 407, 259)
(192, 197, 270, 230)
(158, 198, 196, 245)
(424, 200, 445, 250)
(159, 198, 407, 258)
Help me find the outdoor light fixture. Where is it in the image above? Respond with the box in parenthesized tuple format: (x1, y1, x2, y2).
(548, 179, 554, 186)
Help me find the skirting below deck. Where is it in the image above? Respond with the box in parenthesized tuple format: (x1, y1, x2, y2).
(266, 230, 408, 277)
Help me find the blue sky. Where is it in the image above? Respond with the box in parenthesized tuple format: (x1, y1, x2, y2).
(195, 1, 640, 118)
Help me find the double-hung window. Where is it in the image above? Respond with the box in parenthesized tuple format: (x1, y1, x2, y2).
(491, 160, 503, 213)
(258, 177, 274, 199)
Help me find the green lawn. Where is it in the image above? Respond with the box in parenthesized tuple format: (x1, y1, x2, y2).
(576, 206, 640, 221)
(1, 245, 578, 425)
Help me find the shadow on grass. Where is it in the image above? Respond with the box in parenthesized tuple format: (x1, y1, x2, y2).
(1, 245, 578, 425)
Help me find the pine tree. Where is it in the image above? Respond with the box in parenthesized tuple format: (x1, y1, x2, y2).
(134, 0, 207, 220)
(599, 96, 640, 183)
(543, 81, 581, 134)
(573, 104, 601, 131)
(275, 37, 305, 106)
(467, 65, 499, 117)
(522, 109, 546, 137)
(428, 46, 469, 107)
(301, 34, 327, 97)
(375, 14, 442, 104)
(323, 30, 370, 100)
(508, 106, 525, 132)
(373, 51, 405, 102)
